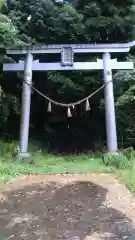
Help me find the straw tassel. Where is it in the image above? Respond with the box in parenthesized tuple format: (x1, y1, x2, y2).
(67, 107, 72, 117)
(48, 101, 52, 112)
(85, 99, 91, 111)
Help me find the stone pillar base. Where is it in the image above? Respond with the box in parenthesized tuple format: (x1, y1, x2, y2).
(12, 152, 34, 164)
(104, 151, 119, 156)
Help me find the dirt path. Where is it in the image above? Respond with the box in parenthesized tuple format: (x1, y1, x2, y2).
(0, 173, 135, 239)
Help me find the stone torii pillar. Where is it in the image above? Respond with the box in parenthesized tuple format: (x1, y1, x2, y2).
(103, 52, 117, 153)
(19, 53, 33, 157)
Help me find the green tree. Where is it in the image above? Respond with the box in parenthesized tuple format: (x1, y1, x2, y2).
(73, 0, 135, 43)
(1, 0, 135, 150)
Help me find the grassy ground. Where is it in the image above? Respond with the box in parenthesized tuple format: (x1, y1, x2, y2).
(0, 140, 135, 192)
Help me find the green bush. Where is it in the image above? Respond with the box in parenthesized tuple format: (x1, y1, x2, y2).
(102, 151, 134, 169)
(0, 140, 17, 157)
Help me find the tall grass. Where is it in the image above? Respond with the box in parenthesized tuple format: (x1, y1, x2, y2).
(0, 140, 112, 183)
(101, 147, 135, 192)
(0, 140, 135, 193)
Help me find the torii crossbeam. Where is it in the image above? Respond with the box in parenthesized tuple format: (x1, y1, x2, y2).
(3, 59, 134, 71)
(3, 42, 135, 158)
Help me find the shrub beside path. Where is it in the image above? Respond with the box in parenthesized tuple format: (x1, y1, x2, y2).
(0, 173, 135, 239)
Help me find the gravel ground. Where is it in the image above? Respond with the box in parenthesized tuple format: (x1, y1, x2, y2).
(0, 173, 135, 240)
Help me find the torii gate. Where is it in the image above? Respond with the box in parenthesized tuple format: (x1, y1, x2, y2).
(3, 42, 135, 158)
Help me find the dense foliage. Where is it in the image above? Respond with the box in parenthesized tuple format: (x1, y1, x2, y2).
(1, 0, 135, 152)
